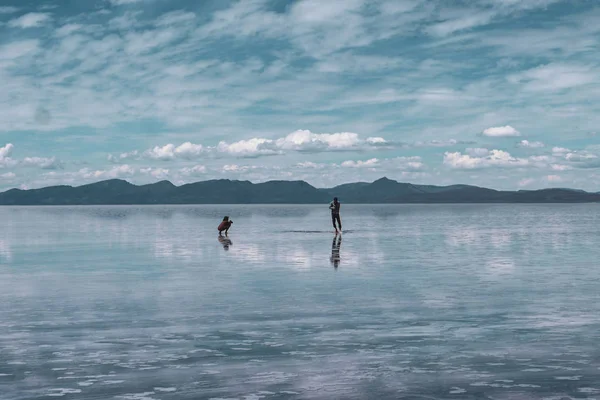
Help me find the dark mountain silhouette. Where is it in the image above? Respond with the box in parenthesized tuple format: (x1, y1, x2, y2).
(0, 177, 598, 205)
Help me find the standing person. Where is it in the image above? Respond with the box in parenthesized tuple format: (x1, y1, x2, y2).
(329, 197, 342, 234)
(218, 216, 233, 236)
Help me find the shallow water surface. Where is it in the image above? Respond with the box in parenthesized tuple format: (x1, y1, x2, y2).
(1, 205, 600, 399)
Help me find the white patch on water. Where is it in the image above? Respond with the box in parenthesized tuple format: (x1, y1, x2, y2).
(242, 395, 264, 400)
(579, 388, 600, 394)
(208, 398, 239, 400)
(154, 387, 177, 392)
(117, 392, 157, 400)
(554, 376, 582, 381)
(449, 387, 466, 394)
(47, 388, 82, 397)
(199, 370, 221, 375)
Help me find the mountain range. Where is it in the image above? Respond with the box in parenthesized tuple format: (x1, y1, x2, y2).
(0, 177, 599, 205)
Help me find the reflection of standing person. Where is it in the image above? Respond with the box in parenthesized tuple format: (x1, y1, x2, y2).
(330, 235, 341, 268)
(218, 216, 233, 236)
(329, 197, 342, 234)
(218, 235, 232, 251)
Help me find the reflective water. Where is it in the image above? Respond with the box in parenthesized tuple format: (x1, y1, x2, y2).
(1, 205, 600, 400)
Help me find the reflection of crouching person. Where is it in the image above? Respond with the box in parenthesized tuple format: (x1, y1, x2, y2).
(218, 216, 233, 236)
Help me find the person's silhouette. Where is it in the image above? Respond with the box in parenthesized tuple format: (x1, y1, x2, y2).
(218, 235, 232, 251)
(330, 235, 342, 268)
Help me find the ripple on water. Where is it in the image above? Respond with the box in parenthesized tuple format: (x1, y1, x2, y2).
(116, 392, 158, 400)
(154, 387, 177, 392)
(47, 388, 82, 397)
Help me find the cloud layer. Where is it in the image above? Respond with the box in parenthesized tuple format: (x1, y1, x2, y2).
(0, 0, 599, 191)
(111, 130, 392, 161)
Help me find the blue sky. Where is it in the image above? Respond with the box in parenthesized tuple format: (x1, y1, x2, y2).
(0, 0, 599, 191)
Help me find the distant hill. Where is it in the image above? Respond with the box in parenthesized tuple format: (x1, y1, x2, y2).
(0, 177, 599, 205)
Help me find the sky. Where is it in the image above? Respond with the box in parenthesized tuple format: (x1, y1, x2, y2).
(0, 0, 599, 191)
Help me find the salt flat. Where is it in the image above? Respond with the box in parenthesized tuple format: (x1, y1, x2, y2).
(1, 205, 600, 399)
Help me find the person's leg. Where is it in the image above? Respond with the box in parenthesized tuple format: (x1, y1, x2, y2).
(332, 214, 338, 232)
(336, 215, 342, 231)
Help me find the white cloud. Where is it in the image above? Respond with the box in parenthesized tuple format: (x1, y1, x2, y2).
(546, 175, 562, 182)
(321, 156, 425, 171)
(179, 165, 206, 176)
(22, 156, 63, 169)
(108, 150, 139, 163)
(508, 63, 597, 92)
(0, 144, 62, 170)
(55, 24, 84, 37)
(143, 142, 204, 160)
(382, 156, 425, 171)
(172, 142, 204, 159)
(427, 11, 495, 37)
(518, 140, 544, 148)
(411, 139, 473, 148)
(0, 7, 19, 14)
(217, 138, 278, 157)
(444, 149, 528, 169)
(79, 165, 135, 179)
(341, 158, 379, 168)
(0, 143, 14, 159)
(563, 150, 600, 168)
(221, 164, 257, 173)
(315, 53, 405, 73)
(296, 161, 325, 169)
(564, 152, 596, 162)
(200, 0, 429, 59)
(275, 130, 363, 152)
(109, 0, 145, 5)
(144, 144, 177, 161)
(518, 178, 535, 187)
(466, 147, 490, 157)
(0, 40, 39, 61)
(550, 164, 571, 171)
(487, 0, 561, 10)
(125, 130, 389, 161)
(0, 144, 17, 168)
(8, 13, 52, 29)
(365, 137, 387, 144)
(482, 125, 520, 137)
(140, 167, 169, 179)
(552, 147, 571, 155)
(222, 164, 240, 172)
(155, 10, 196, 27)
(108, 10, 143, 30)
